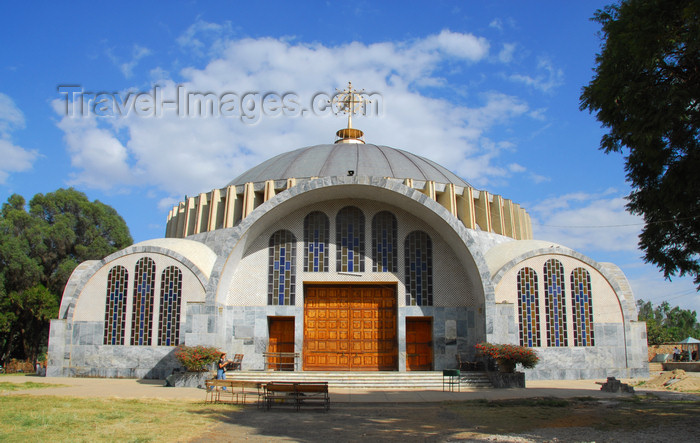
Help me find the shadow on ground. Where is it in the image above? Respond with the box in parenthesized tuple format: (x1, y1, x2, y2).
(186, 396, 700, 443)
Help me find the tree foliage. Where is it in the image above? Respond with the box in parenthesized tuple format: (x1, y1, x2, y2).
(580, 0, 700, 288)
(0, 188, 132, 363)
(637, 299, 700, 345)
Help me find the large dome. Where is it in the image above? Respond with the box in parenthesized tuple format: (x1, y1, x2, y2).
(228, 143, 471, 187)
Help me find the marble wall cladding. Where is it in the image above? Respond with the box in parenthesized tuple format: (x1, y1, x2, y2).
(521, 322, 648, 380)
(52, 344, 180, 379)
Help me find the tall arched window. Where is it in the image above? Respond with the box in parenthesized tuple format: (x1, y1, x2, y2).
(517, 267, 540, 347)
(336, 206, 365, 272)
(304, 211, 329, 272)
(268, 230, 296, 305)
(571, 267, 595, 346)
(372, 211, 397, 272)
(404, 231, 433, 306)
(131, 257, 156, 346)
(158, 266, 182, 346)
(544, 259, 568, 347)
(104, 265, 128, 345)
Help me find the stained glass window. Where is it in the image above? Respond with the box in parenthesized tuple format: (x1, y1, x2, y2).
(517, 267, 540, 347)
(268, 230, 296, 305)
(336, 206, 365, 272)
(404, 231, 433, 306)
(544, 259, 568, 347)
(304, 211, 329, 272)
(131, 257, 155, 346)
(372, 211, 397, 272)
(571, 267, 595, 346)
(158, 266, 182, 346)
(103, 265, 128, 345)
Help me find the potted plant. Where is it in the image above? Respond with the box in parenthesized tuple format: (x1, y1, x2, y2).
(475, 342, 539, 373)
(174, 345, 221, 372)
(167, 345, 222, 388)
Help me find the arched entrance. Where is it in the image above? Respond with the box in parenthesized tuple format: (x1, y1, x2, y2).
(303, 284, 397, 370)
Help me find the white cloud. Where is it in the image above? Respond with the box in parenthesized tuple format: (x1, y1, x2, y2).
(529, 191, 641, 253)
(107, 44, 152, 78)
(498, 43, 516, 63)
(0, 93, 25, 137)
(0, 93, 37, 183)
(177, 20, 235, 57)
(626, 267, 700, 313)
(53, 30, 543, 206)
(418, 30, 490, 61)
(509, 57, 564, 92)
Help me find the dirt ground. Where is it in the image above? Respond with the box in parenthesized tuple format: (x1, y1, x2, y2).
(640, 369, 700, 392)
(189, 395, 700, 443)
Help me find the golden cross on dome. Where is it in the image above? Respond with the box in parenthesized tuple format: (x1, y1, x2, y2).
(332, 82, 371, 129)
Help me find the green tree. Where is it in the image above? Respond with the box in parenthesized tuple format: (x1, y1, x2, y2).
(637, 299, 700, 345)
(0, 188, 132, 363)
(580, 0, 700, 288)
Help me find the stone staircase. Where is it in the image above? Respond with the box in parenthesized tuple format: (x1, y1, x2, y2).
(648, 362, 664, 373)
(224, 370, 493, 390)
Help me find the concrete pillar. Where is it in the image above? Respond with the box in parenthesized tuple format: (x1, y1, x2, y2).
(264, 180, 276, 201)
(242, 182, 256, 219)
(503, 199, 515, 239)
(490, 194, 505, 235)
(456, 187, 476, 230)
(223, 185, 238, 228)
(474, 190, 492, 232)
(175, 201, 186, 238)
(193, 193, 207, 235)
(208, 188, 221, 231)
(437, 183, 457, 216)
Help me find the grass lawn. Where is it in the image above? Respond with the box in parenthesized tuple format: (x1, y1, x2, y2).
(0, 396, 240, 442)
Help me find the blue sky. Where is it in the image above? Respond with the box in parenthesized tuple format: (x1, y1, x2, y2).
(1, 1, 698, 313)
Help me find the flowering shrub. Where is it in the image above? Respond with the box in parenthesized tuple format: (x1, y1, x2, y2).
(174, 345, 221, 372)
(475, 342, 539, 369)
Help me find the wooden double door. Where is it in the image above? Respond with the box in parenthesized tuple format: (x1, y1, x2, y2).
(303, 285, 397, 371)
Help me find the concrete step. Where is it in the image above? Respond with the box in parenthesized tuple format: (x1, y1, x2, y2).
(224, 370, 493, 390)
(648, 362, 664, 373)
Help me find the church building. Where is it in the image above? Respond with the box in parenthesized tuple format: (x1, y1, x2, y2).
(47, 84, 648, 380)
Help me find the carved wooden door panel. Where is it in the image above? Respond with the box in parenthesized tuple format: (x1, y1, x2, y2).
(304, 285, 397, 370)
(406, 317, 433, 371)
(268, 317, 294, 370)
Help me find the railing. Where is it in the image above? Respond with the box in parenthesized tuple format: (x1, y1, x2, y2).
(263, 352, 299, 371)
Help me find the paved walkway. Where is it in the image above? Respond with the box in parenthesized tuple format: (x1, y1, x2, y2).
(4, 374, 686, 403)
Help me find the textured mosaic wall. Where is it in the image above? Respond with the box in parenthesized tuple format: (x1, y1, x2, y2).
(544, 259, 568, 347)
(517, 267, 540, 347)
(404, 231, 433, 306)
(74, 253, 206, 346)
(103, 266, 128, 345)
(158, 266, 182, 346)
(268, 230, 296, 305)
(495, 254, 620, 349)
(131, 257, 156, 346)
(304, 211, 329, 272)
(227, 198, 479, 308)
(571, 267, 595, 346)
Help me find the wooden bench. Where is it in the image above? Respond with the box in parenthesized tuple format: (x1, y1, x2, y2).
(263, 382, 329, 411)
(205, 379, 264, 405)
(456, 354, 480, 371)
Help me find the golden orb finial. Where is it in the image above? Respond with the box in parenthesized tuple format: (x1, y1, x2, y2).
(332, 82, 371, 144)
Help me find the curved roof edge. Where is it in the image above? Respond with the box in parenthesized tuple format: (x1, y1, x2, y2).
(228, 144, 472, 188)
